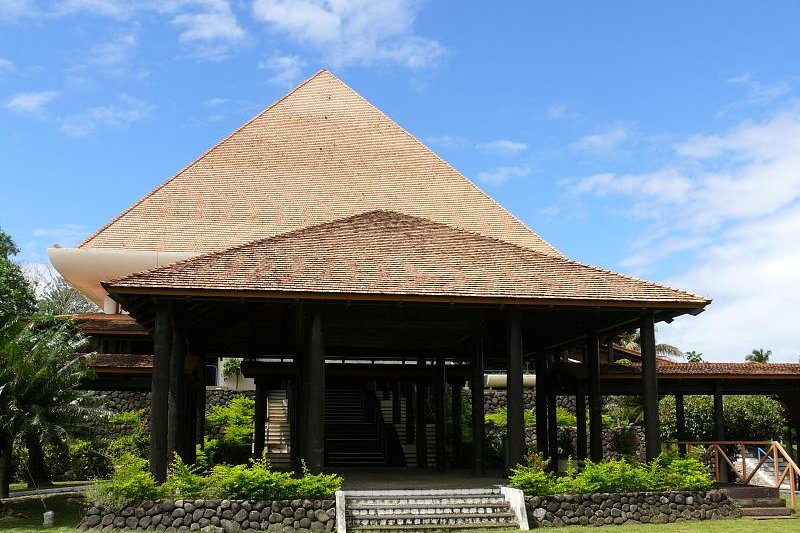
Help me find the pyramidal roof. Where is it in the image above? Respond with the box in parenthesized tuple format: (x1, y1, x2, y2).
(82, 70, 561, 257)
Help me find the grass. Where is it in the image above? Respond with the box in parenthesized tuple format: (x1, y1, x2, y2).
(9, 480, 91, 492)
(0, 494, 85, 532)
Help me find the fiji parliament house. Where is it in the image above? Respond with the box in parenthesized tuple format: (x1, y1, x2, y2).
(49, 71, 800, 483)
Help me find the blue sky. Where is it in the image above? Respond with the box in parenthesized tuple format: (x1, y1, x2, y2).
(1, 1, 799, 361)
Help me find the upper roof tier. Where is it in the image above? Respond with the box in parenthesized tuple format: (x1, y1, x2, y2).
(106, 210, 709, 309)
(81, 70, 561, 257)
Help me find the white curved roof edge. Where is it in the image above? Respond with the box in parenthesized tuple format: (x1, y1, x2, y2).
(48, 247, 198, 309)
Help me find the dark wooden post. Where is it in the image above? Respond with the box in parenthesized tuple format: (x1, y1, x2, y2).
(304, 308, 325, 472)
(193, 343, 207, 450)
(587, 330, 603, 462)
(471, 339, 485, 476)
(507, 313, 525, 469)
(435, 356, 447, 471)
(534, 348, 549, 460)
(450, 380, 463, 467)
(286, 378, 299, 470)
(150, 300, 172, 482)
(575, 382, 587, 461)
(253, 379, 267, 459)
(547, 383, 558, 471)
(167, 324, 187, 463)
(640, 313, 660, 461)
(713, 384, 728, 482)
(184, 374, 197, 464)
(405, 382, 415, 444)
(416, 357, 428, 468)
(675, 394, 686, 455)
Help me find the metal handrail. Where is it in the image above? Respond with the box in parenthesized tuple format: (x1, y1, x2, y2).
(669, 440, 800, 511)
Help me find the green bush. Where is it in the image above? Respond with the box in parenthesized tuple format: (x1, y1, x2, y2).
(207, 459, 298, 500)
(509, 452, 713, 496)
(162, 454, 208, 499)
(295, 461, 343, 499)
(90, 454, 164, 508)
(486, 406, 612, 429)
(206, 396, 255, 465)
(69, 439, 112, 480)
(106, 409, 148, 460)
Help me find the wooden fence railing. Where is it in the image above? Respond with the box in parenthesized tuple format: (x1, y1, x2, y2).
(668, 440, 799, 511)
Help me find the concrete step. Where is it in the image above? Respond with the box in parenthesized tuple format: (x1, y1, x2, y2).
(732, 498, 787, 508)
(350, 524, 513, 533)
(740, 507, 792, 517)
(347, 513, 516, 527)
(348, 504, 510, 516)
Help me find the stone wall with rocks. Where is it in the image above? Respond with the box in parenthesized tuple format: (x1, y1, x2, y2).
(94, 390, 256, 439)
(482, 389, 576, 414)
(78, 498, 335, 532)
(526, 490, 736, 528)
(486, 425, 645, 461)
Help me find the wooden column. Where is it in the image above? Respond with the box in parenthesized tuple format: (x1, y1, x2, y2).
(575, 382, 587, 461)
(435, 356, 447, 472)
(167, 323, 187, 463)
(286, 378, 299, 470)
(416, 357, 428, 468)
(193, 344, 207, 450)
(507, 313, 525, 469)
(150, 300, 172, 482)
(534, 348, 549, 460)
(640, 313, 660, 461)
(675, 394, 686, 455)
(587, 330, 603, 462)
(713, 384, 728, 482)
(471, 339, 485, 476)
(405, 382, 415, 444)
(450, 380, 463, 468)
(304, 308, 325, 472)
(184, 374, 197, 464)
(253, 379, 267, 459)
(547, 384, 558, 471)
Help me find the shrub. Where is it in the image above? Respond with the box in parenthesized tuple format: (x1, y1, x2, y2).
(509, 453, 554, 495)
(206, 396, 254, 465)
(296, 461, 343, 498)
(649, 450, 714, 491)
(206, 459, 297, 500)
(90, 454, 163, 508)
(69, 439, 112, 480)
(609, 426, 639, 457)
(576, 458, 653, 493)
(106, 410, 148, 460)
(162, 454, 207, 499)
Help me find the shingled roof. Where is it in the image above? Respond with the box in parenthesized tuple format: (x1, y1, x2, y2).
(81, 70, 560, 257)
(105, 211, 710, 308)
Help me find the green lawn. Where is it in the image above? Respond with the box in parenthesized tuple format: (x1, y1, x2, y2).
(0, 494, 85, 532)
(8, 480, 92, 493)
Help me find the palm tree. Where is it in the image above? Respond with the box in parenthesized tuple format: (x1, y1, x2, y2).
(0, 316, 102, 495)
(618, 330, 684, 359)
(745, 348, 771, 363)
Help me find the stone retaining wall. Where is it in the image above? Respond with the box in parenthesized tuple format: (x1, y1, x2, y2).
(526, 490, 735, 528)
(486, 425, 645, 461)
(482, 389, 576, 414)
(78, 498, 335, 532)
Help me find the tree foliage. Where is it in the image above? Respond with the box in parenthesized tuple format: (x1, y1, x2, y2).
(745, 348, 771, 363)
(659, 395, 786, 441)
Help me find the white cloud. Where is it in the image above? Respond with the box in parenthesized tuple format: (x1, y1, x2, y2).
(171, 0, 245, 59)
(252, 0, 445, 69)
(0, 0, 38, 21)
(56, 0, 131, 18)
(5, 90, 57, 115)
(572, 125, 630, 155)
(87, 33, 137, 67)
(204, 97, 228, 106)
(476, 165, 532, 186)
(259, 54, 307, 86)
(567, 108, 800, 361)
(725, 73, 793, 106)
(59, 94, 152, 137)
(478, 139, 527, 155)
(0, 57, 13, 70)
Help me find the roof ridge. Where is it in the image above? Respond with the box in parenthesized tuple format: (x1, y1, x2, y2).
(107, 209, 709, 304)
(80, 69, 331, 248)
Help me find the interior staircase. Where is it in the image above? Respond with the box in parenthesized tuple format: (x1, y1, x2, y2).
(343, 488, 518, 532)
(265, 390, 291, 469)
(326, 389, 386, 466)
(379, 395, 438, 467)
(726, 486, 794, 520)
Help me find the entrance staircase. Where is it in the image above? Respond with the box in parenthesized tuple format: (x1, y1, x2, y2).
(265, 390, 291, 469)
(326, 389, 386, 466)
(342, 488, 518, 532)
(726, 486, 794, 520)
